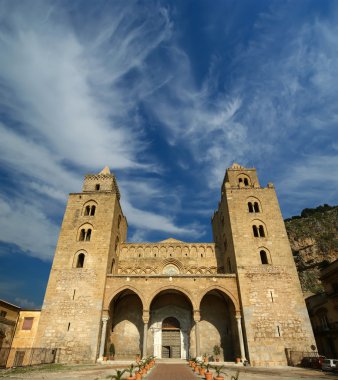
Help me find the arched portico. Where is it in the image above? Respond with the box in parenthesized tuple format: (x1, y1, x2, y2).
(101, 288, 144, 360)
(148, 289, 193, 359)
(198, 288, 245, 361)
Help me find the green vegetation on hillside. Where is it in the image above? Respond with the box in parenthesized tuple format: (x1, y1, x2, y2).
(285, 204, 338, 294)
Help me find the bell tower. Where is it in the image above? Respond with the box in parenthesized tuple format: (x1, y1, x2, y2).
(212, 163, 315, 366)
(35, 167, 127, 362)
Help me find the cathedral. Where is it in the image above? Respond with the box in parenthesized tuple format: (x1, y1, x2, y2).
(34, 163, 315, 366)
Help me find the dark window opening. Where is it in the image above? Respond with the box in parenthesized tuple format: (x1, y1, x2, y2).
(252, 225, 259, 237)
(79, 229, 85, 241)
(254, 202, 260, 212)
(85, 229, 92, 241)
(238, 178, 243, 183)
(260, 250, 268, 264)
(67, 322, 70, 331)
(77, 253, 85, 268)
(118, 215, 121, 228)
(111, 259, 115, 274)
(244, 178, 249, 186)
(259, 225, 265, 237)
(84, 206, 90, 216)
(0, 310, 7, 318)
(248, 202, 254, 213)
(95, 184, 100, 191)
(90, 206, 96, 216)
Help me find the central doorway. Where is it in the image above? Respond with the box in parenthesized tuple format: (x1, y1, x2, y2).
(161, 317, 181, 358)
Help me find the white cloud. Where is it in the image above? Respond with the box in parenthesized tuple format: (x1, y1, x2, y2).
(0, 1, 205, 257)
(0, 196, 58, 261)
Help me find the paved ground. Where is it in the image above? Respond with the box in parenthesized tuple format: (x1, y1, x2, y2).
(0, 362, 337, 380)
(147, 363, 196, 380)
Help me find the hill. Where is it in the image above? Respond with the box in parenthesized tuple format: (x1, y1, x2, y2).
(285, 204, 338, 294)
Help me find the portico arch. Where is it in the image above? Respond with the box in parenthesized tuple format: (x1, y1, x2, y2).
(105, 285, 145, 310)
(197, 285, 240, 312)
(107, 288, 144, 360)
(148, 288, 194, 359)
(147, 285, 196, 310)
(199, 287, 241, 361)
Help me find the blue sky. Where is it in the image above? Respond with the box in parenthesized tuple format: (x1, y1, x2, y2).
(1, 0, 338, 308)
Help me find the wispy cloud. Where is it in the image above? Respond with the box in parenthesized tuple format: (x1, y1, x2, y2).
(0, 1, 200, 258)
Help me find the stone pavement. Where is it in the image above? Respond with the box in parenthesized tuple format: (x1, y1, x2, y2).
(147, 363, 196, 380)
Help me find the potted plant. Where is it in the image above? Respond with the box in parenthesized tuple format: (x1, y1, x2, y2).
(203, 353, 208, 363)
(135, 363, 143, 380)
(108, 369, 126, 380)
(212, 365, 227, 380)
(231, 371, 240, 380)
(109, 343, 115, 360)
(199, 361, 206, 376)
(136, 353, 141, 363)
(126, 364, 136, 380)
(205, 363, 213, 380)
(213, 345, 221, 362)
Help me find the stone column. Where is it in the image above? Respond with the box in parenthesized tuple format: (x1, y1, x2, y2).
(99, 316, 109, 360)
(142, 311, 149, 358)
(194, 310, 201, 358)
(236, 315, 246, 361)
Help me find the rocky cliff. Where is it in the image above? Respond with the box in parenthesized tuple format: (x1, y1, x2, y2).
(285, 204, 338, 294)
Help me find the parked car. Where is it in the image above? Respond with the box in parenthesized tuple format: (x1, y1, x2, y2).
(322, 358, 338, 371)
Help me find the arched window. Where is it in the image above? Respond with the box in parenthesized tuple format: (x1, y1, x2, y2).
(83, 202, 97, 217)
(111, 259, 115, 274)
(95, 184, 100, 191)
(238, 178, 243, 184)
(254, 202, 260, 212)
(252, 225, 259, 237)
(259, 225, 265, 237)
(79, 229, 86, 241)
(260, 250, 269, 264)
(76, 253, 85, 268)
(248, 202, 254, 213)
(244, 178, 249, 186)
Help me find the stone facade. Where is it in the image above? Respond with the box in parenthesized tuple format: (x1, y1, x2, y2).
(34, 164, 315, 366)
